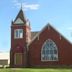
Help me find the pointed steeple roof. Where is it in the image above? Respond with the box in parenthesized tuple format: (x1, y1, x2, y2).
(14, 8, 26, 24)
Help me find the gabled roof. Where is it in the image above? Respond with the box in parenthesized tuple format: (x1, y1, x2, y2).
(14, 9, 26, 24)
(31, 31, 39, 39)
(29, 23, 72, 46)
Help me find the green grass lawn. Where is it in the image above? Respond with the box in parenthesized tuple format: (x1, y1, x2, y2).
(0, 68, 72, 72)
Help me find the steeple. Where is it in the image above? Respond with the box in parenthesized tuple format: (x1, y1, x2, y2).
(10, 5, 31, 67)
(21, 3, 22, 10)
(14, 6, 26, 24)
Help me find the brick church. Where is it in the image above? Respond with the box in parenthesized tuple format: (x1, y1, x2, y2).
(10, 8, 72, 68)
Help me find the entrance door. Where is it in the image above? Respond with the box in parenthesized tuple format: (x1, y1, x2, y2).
(14, 53, 23, 65)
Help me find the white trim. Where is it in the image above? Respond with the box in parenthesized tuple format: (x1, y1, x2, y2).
(41, 59, 58, 62)
(59, 34, 61, 40)
(14, 18, 24, 24)
(28, 24, 49, 46)
(37, 35, 39, 40)
(14, 29, 23, 39)
(48, 24, 72, 44)
(28, 23, 72, 46)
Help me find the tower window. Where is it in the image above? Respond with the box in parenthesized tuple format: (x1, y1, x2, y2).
(14, 29, 23, 39)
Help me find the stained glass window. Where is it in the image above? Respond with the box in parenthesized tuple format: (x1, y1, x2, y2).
(41, 39, 58, 61)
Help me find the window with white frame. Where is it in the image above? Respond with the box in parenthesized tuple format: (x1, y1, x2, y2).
(41, 39, 58, 61)
(14, 29, 23, 39)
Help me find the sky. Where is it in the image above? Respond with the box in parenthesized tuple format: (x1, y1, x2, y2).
(0, 0, 72, 52)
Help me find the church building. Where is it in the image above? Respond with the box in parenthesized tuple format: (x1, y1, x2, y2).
(10, 8, 72, 68)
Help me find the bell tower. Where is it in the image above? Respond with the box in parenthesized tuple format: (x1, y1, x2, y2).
(10, 8, 31, 67)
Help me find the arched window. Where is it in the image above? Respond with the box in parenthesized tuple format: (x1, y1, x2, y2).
(41, 39, 58, 61)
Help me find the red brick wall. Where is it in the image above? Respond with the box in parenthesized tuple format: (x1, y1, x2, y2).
(10, 24, 30, 67)
(28, 25, 72, 67)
